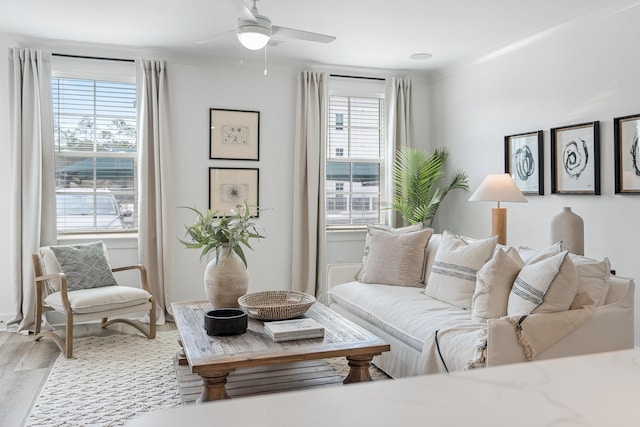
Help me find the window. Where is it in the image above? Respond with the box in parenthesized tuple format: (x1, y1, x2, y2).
(326, 78, 385, 228)
(52, 61, 137, 234)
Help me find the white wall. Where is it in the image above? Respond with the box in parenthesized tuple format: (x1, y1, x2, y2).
(168, 61, 299, 302)
(432, 7, 640, 343)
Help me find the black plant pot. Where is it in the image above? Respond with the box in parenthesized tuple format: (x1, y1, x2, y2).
(204, 308, 248, 336)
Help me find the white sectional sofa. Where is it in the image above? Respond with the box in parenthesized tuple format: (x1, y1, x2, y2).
(327, 230, 635, 379)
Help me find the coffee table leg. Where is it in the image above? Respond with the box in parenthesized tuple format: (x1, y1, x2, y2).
(197, 370, 231, 403)
(343, 354, 375, 384)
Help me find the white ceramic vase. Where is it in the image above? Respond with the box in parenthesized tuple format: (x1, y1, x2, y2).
(550, 207, 584, 255)
(204, 246, 249, 308)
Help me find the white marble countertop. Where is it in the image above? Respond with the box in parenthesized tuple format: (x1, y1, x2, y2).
(127, 349, 640, 426)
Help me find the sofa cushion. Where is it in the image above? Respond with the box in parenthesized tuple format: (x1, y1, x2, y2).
(328, 281, 473, 352)
(44, 285, 151, 314)
(424, 231, 497, 309)
(471, 247, 524, 322)
(359, 227, 433, 287)
(569, 254, 611, 306)
(47, 241, 118, 292)
(508, 250, 579, 315)
(357, 223, 424, 281)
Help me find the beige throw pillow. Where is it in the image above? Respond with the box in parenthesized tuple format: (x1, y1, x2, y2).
(356, 223, 423, 280)
(569, 254, 611, 306)
(359, 227, 433, 287)
(508, 250, 579, 316)
(471, 247, 524, 322)
(424, 231, 497, 309)
(518, 241, 562, 264)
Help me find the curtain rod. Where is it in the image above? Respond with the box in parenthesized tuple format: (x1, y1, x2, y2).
(330, 74, 385, 81)
(52, 53, 135, 63)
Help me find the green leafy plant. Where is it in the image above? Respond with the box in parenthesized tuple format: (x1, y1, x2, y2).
(179, 203, 264, 268)
(390, 147, 469, 226)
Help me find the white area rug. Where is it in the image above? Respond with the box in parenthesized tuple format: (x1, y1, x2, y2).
(26, 331, 182, 427)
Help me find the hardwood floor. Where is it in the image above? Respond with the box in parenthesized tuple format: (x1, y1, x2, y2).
(0, 322, 176, 427)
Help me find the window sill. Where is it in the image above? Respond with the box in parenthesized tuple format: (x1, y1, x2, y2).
(57, 233, 138, 249)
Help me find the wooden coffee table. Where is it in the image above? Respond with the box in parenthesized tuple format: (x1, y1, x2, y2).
(172, 301, 390, 403)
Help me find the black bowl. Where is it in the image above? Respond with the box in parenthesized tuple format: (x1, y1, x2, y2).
(204, 308, 248, 336)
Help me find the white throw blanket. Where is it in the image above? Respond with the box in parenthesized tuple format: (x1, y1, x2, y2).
(420, 322, 487, 374)
(504, 293, 596, 360)
(419, 293, 596, 373)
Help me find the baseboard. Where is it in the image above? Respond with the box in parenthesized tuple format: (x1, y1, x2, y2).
(0, 313, 12, 331)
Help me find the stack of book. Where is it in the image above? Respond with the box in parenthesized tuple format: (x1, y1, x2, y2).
(264, 318, 325, 342)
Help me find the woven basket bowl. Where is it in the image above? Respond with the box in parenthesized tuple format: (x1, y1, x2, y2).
(238, 291, 316, 320)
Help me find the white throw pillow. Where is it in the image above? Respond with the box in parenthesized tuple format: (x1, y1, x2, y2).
(569, 253, 611, 306)
(424, 230, 497, 309)
(359, 227, 433, 287)
(356, 223, 423, 280)
(471, 247, 524, 322)
(518, 241, 562, 264)
(508, 250, 579, 316)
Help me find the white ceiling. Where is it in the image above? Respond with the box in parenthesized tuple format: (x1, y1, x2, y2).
(1, 0, 638, 71)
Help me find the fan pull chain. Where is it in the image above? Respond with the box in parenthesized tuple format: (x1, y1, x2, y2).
(264, 45, 268, 76)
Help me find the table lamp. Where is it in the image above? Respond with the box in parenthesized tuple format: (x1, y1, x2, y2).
(468, 173, 527, 245)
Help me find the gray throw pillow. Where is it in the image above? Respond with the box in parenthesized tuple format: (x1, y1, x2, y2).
(50, 241, 118, 291)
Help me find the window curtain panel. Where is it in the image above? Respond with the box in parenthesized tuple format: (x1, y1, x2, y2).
(386, 78, 412, 227)
(291, 71, 327, 297)
(137, 59, 173, 325)
(8, 48, 57, 333)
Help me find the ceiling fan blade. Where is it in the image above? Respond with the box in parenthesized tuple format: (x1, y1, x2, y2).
(195, 29, 235, 45)
(230, 0, 257, 22)
(272, 26, 336, 43)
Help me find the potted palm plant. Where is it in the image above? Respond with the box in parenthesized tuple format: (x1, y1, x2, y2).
(180, 203, 264, 308)
(390, 147, 469, 226)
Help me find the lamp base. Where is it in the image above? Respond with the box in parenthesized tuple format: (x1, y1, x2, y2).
(491, 207, 507, 245)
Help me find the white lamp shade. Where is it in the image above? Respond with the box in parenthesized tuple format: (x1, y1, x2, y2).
(237, 24, 271, 50)
(468, 173, 527, 203)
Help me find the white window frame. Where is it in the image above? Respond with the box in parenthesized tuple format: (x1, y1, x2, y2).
(325, 77, 386, 231)
(51, 56, 137, 236)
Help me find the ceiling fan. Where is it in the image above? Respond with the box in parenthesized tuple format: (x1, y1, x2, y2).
(198, 0, 336, 50)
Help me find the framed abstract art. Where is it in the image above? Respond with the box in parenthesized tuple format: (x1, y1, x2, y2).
(209, 108, 260, 160)
(504, 130, 544, 195)
(551, 121, 600, 195)
(614, 113, 640, 194)
(209, 167, 259, 217)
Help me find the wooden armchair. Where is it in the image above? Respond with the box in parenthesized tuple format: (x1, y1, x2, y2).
(32, 242, 156, 358)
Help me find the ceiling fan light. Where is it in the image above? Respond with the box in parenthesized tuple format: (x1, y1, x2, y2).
(237, 25, 270, 50)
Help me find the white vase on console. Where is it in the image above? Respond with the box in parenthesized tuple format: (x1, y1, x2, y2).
(551, 207, 584, 255)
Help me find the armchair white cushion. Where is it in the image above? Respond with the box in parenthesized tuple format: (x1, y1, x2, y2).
(44, 286, 152, 314)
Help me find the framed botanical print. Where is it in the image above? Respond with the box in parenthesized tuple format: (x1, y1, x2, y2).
(504, 130, 544, 195)
(551, 121, 600, 195)
(209, 108, 260, 160)
(209, 167, 259, 217)
(614, 113, 640, 193)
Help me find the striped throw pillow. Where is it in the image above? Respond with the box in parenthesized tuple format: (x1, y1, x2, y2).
(424, 230, 497, 309)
